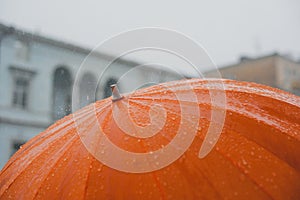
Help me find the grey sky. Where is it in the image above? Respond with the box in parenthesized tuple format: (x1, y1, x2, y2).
(1, 0, 300, 68)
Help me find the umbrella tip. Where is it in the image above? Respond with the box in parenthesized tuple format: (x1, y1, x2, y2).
(111, 84, 123, 101)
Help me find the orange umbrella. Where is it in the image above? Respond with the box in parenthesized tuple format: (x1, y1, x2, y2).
(1, 79, 300, 199)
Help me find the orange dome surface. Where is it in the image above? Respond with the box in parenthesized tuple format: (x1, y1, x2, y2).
(0, 79, 300, 199)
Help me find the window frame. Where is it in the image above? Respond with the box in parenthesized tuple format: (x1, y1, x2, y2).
(9, 66, 36, 110)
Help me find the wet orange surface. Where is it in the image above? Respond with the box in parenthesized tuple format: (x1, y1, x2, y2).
(0, 79, 299, 199)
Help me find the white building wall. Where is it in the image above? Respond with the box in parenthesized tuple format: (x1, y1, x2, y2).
(0, 27, 184, 169)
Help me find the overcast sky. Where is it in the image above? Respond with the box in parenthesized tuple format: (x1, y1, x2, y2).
(1, 0, 300, 68)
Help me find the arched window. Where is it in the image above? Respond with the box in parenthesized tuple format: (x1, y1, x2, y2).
(103, 78, 117, 98)
(79, 73, 97, 108)
(53, 67, 72, 121)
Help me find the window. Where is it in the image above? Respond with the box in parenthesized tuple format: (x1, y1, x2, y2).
(14, 40, 30, 61)
(13, 78, 29, 108)
(11, 140, 26, 156)
(53, 67, 72, 120)
(9, 66, 35, 109)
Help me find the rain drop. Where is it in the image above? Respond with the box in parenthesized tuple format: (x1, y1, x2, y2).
(242, 158, 247, 165)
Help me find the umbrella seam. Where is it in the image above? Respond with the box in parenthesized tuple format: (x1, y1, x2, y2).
(30, 134, 79, 199)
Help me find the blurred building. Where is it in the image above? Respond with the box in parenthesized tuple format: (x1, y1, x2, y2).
(205, 53, 300, 96)
(0, 23, 181, 168)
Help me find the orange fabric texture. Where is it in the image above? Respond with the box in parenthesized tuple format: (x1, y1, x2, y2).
(0, 79, 300, 199)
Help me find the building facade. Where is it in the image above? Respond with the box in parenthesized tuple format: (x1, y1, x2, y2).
(205, 53, 300, 96)
(0, 23, 181, 168)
